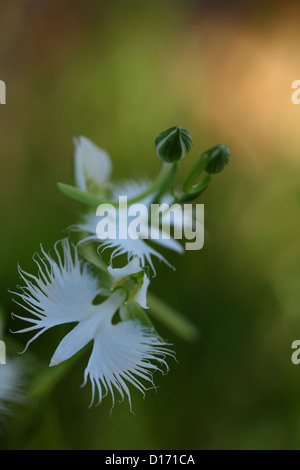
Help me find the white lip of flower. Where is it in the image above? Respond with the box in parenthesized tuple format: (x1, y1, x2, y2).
(0, 359, 25, 418)
(73, 136, 112, 192)
(11, 239, 173, 409)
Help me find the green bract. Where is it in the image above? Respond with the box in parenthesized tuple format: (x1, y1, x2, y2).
(155, 126, 193, 163)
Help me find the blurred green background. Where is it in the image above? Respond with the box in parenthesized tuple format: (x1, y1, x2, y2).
(1, 0, 300, 450)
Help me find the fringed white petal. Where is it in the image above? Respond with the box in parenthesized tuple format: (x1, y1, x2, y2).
(149, 234, 184, 254)
(99, 237, 173, 274)
(11, 239, 100, 343)
(107, 256, 143, 279)
(73, 212, 174, 273)
(81, 319, 174, 410)
(11, 240, 174, 410)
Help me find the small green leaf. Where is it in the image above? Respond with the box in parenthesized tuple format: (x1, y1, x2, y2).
(56, 182, 106, 208)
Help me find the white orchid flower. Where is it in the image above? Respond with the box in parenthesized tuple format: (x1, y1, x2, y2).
(71, 136, 204, 275)
(11, 239, 172, 409)
(73, 179, 187, 272)
(74, 179, 204, 272)
(71, 137, 202, 272)
(73, 136, 112, 193)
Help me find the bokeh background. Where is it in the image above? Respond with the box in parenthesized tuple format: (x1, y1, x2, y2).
(1, 0, 300, 450)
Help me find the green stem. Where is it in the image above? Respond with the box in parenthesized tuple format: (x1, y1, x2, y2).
(147, 292, 200, 342)
(183, 154, 213, 194)
(57, 163, 178, 208)
(150, 162, 178, 204)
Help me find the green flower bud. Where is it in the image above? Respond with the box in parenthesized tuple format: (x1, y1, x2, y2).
(182, 144, 231, 195)
(155, 126, 193, 163)
(203, 144, 231, 174)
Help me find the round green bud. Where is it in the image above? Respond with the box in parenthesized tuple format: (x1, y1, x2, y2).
(203, 144, 231, 174)
(155, 126, 193, 163)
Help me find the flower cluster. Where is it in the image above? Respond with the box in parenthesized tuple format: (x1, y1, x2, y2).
(11, 127, 230, 409)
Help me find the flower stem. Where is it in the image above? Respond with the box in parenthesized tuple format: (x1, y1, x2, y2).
(147, 292, 200, 342)
(57, 163, 178, 208)
(130, 162, 178, 204)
